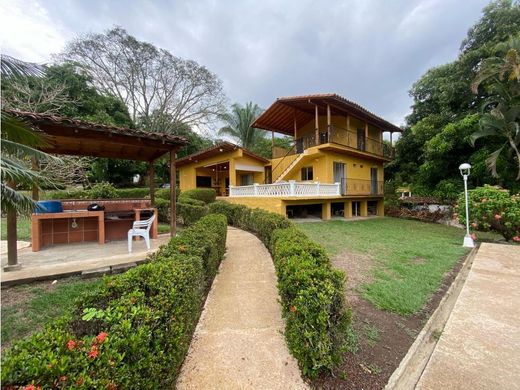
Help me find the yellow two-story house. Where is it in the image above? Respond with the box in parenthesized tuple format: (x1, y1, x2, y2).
(177, 93, 402, 220)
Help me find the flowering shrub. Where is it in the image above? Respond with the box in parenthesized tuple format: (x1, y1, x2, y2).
(1, 214, 227, 389)
(456, 185, 520, 241)
(208, 201, 351, 378)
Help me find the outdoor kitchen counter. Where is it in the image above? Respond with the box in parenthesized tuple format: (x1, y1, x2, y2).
(31, 210, 105, 252)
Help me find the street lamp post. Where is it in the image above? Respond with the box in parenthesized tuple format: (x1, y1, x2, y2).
(459, 163, 474, 248)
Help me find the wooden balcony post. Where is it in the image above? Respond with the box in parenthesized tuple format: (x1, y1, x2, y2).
(315, 104, 319, 145)
(346, 114, 351, 146)
(31, 157, 39, 201)
(327, 104, 331, 142)
(148, 160, 155, 206)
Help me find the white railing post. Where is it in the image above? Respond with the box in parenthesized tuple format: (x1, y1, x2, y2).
(335, 182, 340, 195)
(253, 183, 259, 196)
(316, 181, 320, 195)
(289, 180, 296, 196)
(229, 185, 234, 196)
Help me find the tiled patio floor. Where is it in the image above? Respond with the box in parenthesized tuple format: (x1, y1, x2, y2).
(1, 235, 170, 285)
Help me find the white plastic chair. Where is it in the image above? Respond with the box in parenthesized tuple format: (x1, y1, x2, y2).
(128, 214, 155, 253)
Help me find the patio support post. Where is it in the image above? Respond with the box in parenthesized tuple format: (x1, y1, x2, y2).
(170, 151, 177, 237)
(5, 181, 21, 271)
(271, 130, 274, 147)
(31, 157, 39, 201)
(148, 161, 155, 206)
(314, 104, 319, 145)
(327, 104, 331, 142)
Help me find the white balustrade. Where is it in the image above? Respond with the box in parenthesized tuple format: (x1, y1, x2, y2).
(229, 180, 340, 197)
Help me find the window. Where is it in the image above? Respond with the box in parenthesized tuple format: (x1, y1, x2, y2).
(240, 173, 254, 186)
(301, 166, 313, 181)
(196, 176, 212, 187)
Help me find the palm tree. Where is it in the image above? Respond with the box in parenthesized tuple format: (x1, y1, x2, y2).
(470, 36, 520, 180)
(1, 55, 57, 214)
(218, 102, 265, 149)
(1, 55, 58, 269)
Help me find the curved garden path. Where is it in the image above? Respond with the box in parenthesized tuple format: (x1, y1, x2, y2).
(176, 227, 308, 390)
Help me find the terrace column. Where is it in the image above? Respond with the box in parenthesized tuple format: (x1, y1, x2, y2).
(321, 202, 331, 220)
(344, 200, 353, 218)
(170, 151, 177, 237)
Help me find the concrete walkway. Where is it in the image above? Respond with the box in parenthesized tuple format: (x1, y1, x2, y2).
(417, 243, 520, 389)
(176, 227, 308, 390)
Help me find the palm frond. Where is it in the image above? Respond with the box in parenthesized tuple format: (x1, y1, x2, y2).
(1, 54, 46, 78)
(0, 183, 37, 215)
(485, 144, 506, 178)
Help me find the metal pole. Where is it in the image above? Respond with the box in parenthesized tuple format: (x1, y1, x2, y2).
(464, 175, 470, 237)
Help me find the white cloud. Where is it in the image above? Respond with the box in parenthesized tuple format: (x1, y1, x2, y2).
(0, 0, 70, 63)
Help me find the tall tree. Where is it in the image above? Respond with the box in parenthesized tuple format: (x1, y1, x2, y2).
(390, 0, 520, 193)
(218, 102, 265, 149)
(470, 35, 520, 179)
(59, 27, 226, 132)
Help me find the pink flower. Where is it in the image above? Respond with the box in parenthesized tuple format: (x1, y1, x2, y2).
(66, 340, 76, 351)
(88, 345, 98, 359)
(513, 236, 520, 242)
(471, 222, 478, 228)
(95, 332, 108, 344)
(470, 233, 477, 241)
(494, 214, 502, 220)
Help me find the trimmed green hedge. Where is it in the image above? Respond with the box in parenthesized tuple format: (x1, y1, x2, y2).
(48, 186, 180, 201)
(1, 214, 227, 389)
(207, 201, 351, 377)
(178, 188, 216, 204)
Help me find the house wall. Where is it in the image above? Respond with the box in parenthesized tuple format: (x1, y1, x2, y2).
(178, 149, 266, 192)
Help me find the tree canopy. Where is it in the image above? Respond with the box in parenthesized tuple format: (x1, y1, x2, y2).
(389, 0, 520, 197)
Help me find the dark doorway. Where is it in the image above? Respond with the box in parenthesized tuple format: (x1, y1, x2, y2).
(286, 204, 322, 219)
(368, 201, 378, 216)
(333, 162, 346, 195)
(371, 168, 378, 195)
(332, 202, 345, 217)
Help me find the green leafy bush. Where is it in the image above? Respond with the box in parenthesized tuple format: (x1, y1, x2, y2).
(456, 185, 520, 241)
(207, 201, 351, 377)
(433, 179, 463, 203)
(155, 187, 180, 200)
(178, 188, 216, 204)
(1, 214, 228, 389)
(87, 182, 118, 199)
(177, 201, 208, 226)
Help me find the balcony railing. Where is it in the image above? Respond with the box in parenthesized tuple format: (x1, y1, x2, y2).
(230, 181, 341, 197)
(229, 179, 384, 197)
(294, 125, 391, 158)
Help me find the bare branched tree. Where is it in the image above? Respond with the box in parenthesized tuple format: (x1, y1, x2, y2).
(2, 77, 74, 115)
(38, 156, 92, 188)
(58, 27, 227, 133)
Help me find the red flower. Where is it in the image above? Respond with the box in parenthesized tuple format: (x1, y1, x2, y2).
(23, 385, 41, 390)
(107, 382, 118, 390)
(289, 305, 297, 313)
(88, 345, 99, 359)
(66, 340, 76, 351)
(59, 376, 67, 382)
(95, 332, 108, 344)
(513, 236, 520, 242)
(470, 233, 477, 241)
(76, 377, 85, 386)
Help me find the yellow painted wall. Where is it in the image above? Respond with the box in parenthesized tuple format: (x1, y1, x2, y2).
(178, 149, 265, 192)
(223, 196, 285, 215)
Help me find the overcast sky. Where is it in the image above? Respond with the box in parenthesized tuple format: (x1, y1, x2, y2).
(1, 0, 490, 129)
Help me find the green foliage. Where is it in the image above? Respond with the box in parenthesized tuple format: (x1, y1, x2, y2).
(250, 136, 294, 159)
(86, 182, 118, 199)
(178, 188, 216, 204)
(207, 201, 351, 377)
(218, 102, 265, 149)
(456, 185, 520, 241)
(1, 214, 227, 389)
(389, 1, 520, 193)
(177, 202, 208, 226)
(432, 179, 464, 203)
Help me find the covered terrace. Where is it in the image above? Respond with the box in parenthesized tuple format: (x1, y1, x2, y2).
(3, 110, 187, 274)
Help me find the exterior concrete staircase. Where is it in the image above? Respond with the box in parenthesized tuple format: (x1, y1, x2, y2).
(274, 152, 306, 183)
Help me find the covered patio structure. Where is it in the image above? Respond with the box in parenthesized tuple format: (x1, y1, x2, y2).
(3, 110, 187, 272)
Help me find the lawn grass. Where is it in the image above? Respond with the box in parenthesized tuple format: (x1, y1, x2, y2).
(297, 217, 495, 316)
(1, 217, 32, 241)
(1, 277, 102, 348)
